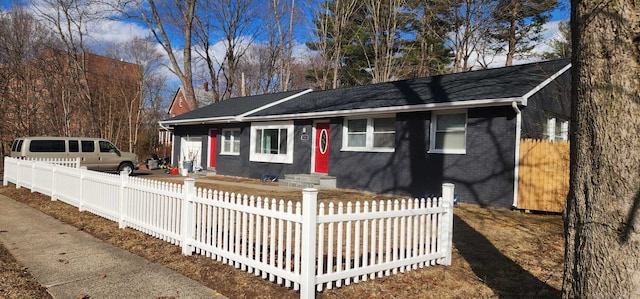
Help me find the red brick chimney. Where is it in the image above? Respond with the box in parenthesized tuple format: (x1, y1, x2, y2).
(203, 82, 209, 91)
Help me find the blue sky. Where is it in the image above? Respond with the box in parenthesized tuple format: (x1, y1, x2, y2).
(2, 0, 571, 90)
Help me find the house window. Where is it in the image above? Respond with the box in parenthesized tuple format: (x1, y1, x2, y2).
(221, 128, 241, 155)
(343, 116, 395, 152)
(543, 118, 569, 141)
(429, 111, 467, 154)
(250, 121, 294, 164)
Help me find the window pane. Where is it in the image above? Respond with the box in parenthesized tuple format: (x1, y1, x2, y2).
(30, 140, 65, 152)
(99, 141, 116, 153)
(348, 119, 367, 132)
(279, 129, 287, 154)
(436, 114, 466, 131)
(373, 133, 395, 147)
(69, 140, 79, 152)
(435, 131, 465, 149)
(233, 140, 240, 153)
(348, 133, 366, 147)
(223, 140, 231, 152)
(81, 141, 95, 152)
(264, 129, 279, 154)
(374, 118, 395, 132)
(255, 130, 263, 154)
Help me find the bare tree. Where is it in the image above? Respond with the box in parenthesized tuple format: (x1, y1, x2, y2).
(118, 0, 198, 110)
(268, 0, 297, 92)
(446, 0, 494, 72)
(106, 36, 167, 154)
(361, 0, 406, 83)
(0, 7, 62, 151)
(563, 0, 640, 297)
(32, 0, 102, 136)
(193, 0, 260, 101)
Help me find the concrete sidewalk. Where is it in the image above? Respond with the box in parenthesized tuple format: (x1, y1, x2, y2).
(0, 194, 226, 299)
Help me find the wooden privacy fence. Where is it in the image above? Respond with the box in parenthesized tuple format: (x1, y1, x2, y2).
(3, 157, 454, 299)
(517, 139, 569, 213)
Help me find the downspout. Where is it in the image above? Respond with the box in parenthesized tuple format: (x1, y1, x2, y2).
(511, 102, 522, 209)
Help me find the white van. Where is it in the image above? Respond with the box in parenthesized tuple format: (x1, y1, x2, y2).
(9, 137, 139, 174)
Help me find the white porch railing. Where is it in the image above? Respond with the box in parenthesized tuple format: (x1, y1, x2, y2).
(2, 157, 454, 298)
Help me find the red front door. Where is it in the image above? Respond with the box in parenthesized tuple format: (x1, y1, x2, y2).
(209, 129, 217, 168)
(314, 123, 330, 173)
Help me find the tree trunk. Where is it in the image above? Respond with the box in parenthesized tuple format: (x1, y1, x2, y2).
(563, 0, 640, 297)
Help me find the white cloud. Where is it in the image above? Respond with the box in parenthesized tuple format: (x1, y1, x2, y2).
(87, 19, 149, 45)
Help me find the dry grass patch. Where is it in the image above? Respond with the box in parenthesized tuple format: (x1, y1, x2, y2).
(0, 176, 564, 299)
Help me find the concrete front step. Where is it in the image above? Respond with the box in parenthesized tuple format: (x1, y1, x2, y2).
(279, 174, 337, 190)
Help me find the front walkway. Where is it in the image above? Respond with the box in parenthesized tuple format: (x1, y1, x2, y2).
(0, 194, 226, 299)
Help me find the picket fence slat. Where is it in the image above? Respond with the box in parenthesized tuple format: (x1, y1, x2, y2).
(3, 156, 454, 299)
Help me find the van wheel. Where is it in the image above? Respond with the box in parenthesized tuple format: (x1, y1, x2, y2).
(118, 163, 134, 175)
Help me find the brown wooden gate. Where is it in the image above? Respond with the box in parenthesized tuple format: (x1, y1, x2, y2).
(517, 139, 569, 213)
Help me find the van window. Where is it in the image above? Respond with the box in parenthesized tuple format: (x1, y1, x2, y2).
(69, 140, 79, 152)
(81, 141, 95, 152)
(99, 141, 118, 153)
(30, 140, 65, 152)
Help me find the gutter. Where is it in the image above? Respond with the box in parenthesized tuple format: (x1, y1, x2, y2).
(159, 122, 171, 132)
(242, 97, 525, 122)
(512, 101, 522, 209)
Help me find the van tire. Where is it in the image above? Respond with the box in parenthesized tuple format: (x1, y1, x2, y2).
(118, 162, 134, 175)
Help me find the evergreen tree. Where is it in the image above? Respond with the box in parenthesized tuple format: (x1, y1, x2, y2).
(490, 0, 557, 66)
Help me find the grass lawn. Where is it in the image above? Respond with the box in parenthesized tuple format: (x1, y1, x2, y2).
(0, 175, 564, 298)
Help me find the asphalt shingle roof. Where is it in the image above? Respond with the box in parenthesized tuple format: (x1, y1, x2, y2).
(250, 59, 570, 117)
(165, 89, 307, 122)
(162, 59, 570, 125)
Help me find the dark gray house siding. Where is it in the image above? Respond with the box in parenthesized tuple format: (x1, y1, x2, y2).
(173, 125, 210, 165)
(162, 59, 571, 210)
(325, 107, 517, 208)
(210, 121, 314, 179)
(521, 70, 571, 138)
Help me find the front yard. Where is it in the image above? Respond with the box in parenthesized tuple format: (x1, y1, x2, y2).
(0, 176, 564, 298)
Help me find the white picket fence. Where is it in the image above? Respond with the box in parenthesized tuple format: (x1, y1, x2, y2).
(2, 157, 454, 298)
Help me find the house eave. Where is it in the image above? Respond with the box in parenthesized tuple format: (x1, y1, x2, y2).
(241, 97, 525, 122)
(521, 62, 572, 105)
(159, 116, 236, 126)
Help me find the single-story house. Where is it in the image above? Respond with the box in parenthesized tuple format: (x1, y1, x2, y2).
(159, 59, 571, 208)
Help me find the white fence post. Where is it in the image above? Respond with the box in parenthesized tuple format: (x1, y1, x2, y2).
(78, 167, 87, 210)
(50, 166, 57, 201)
(2, 157, 8, 186)
(118, 171, 129, 229)
(440, 183, 455, 266)
(300, 188, 318, 299)
(181, 178, 196, 255)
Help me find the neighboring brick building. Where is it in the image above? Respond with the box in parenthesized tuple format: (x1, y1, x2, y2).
(1, 50, 142, 155)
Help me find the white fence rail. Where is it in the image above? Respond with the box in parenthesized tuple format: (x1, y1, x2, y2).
(2, 157, 454, 298)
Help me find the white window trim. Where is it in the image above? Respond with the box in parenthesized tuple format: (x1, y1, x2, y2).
(428, 110, 467, 155)
(545, 118, 569, 141)
(249, 121, 294, 164)
(220, 128, 241, 156)
(341, 116, 396, 153)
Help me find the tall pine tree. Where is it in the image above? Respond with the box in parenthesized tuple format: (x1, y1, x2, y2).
(490, 0, 557, 66)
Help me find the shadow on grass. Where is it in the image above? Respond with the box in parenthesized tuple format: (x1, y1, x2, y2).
(453, 215, 561, 298)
